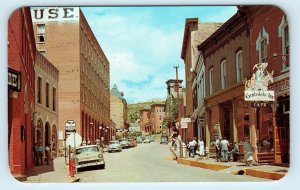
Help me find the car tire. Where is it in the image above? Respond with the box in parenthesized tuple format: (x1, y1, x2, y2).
(99, 164, 105, 169)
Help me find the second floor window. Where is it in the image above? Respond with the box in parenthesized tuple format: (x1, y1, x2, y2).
(209, 68, 214, 95)
(37, 24, 45, 43)
(261, 38, 268, 62)
(221, 60, 227, 89)
(37, 77, 42, 104)
(46, 82, 49, 108)
(236, 50, 243, 82)
(53, 87, 56, 111)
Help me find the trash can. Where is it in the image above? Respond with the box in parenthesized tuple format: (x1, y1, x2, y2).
(181, 143, 187, 158)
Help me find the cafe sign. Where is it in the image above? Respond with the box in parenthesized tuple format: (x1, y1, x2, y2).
(245, 90, 274, 101)
(244, 62, 275, 102)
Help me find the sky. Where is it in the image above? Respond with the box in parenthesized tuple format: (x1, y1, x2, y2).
(81, 6, 237, 104)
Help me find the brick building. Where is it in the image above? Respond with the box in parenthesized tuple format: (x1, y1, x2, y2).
(197, 11, 251, 147)
(110, 84, 129, 138)
(139, 108, 150, 134)
(8, 7, 36, 178)
(239, 6, 290, 164)
(30, 7, 110, 146)
(181, 18, 223, 142)
(34, 52, 59, 157)
(149, 103, 166, 134)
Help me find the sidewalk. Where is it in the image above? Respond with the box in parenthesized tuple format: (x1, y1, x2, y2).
(24, 157, 75, 183)
(168, 144, 288, 180)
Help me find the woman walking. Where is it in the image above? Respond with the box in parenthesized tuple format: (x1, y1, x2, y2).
(198, 138, 205, 159)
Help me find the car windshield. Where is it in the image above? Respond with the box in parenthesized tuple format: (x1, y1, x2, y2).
(76, 146, 99, 155)
(110, 141, 119, 145)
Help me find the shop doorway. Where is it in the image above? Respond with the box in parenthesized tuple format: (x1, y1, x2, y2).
(276, 96, 290, 163)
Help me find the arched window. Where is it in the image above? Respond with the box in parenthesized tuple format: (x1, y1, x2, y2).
(256, 27, 269, 63)
(279, 15, 289, 70)
(209, 67, 214, 95)
(220, 60, 226, 89)
(236, 50, 243, 82)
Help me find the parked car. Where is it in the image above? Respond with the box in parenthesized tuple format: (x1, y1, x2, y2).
(75, 145, 105, 171)
(108, 140, 122, 153)
(136, 136, 143, 143)
(150, 136, 155, 142)
(119, 138, 130, 148)
(128, 138, 137, 147)
(160, 135, 168, 144)
(143, 138, 151, 143)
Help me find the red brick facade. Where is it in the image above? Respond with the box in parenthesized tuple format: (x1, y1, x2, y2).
(8, 7, 36, 177)
(243, 6, 290, 164)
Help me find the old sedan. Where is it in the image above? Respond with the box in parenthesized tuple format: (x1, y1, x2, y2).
(75, 145, 105, 171)
(108, 140, 122, 153)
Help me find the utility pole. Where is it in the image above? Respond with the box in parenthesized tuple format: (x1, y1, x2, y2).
(174, 65, 182, 157)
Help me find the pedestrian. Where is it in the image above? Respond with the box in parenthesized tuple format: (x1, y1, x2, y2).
(37, 143, 44, 166)
(215, 137, 222, 161)
(33, 143, 39, 166)
(188, 139, 196, 157)
(244, 137, 253, 166)
(82, 138, 86, 146)
(193, 137, 198, 155)
(220, 137, 229, 162)
(198, 138, 205, 159)
(45, 144, 51, 165)
(229, 142, 240, 161)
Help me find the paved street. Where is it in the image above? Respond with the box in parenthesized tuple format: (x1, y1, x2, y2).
(76, 142, 271, 182)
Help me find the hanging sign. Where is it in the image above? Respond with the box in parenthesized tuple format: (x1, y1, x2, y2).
(244, 62, 275, 102)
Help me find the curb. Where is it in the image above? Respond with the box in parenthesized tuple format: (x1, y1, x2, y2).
(64, 162, 80, 183)
(176, 158, 285, 180)
(177, 158, 231, 171)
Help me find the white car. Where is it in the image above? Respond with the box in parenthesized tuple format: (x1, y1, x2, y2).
(75, 145, 105, 170)
(108, 140, 122, 153)
(143, 138, 151, 143)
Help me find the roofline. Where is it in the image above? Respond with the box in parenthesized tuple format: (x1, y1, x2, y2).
(181, 18, 199, 60)
(197, 10, 242, 51)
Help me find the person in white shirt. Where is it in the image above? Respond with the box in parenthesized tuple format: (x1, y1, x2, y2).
(198, 138, 205, 159)
(220, 137, 229, 162)
(188, 139, 196, 157)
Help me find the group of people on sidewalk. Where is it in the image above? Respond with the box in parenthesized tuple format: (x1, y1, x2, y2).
(33, 143, 51, 166)
(187, 137, 208, 159)
(215, 137, 240, 162)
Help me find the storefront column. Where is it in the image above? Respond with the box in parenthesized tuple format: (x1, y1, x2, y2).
(271, 102, 282, 164)
(205, 112, 210, 148)
(250, 107, 258, 162)
(232, 98, 238, 143)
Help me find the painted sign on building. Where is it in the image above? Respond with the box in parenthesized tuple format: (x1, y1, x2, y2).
(31, 7, 79, 22)
(244, 62, 275, 101)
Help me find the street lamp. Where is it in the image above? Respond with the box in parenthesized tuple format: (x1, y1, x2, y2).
(88, 122, 93, 145)
(99, 125, 103, 151)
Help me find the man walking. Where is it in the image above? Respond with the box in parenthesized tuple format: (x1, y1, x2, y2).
(45, 144, 51, 165)
(220, 137, 229, 162)
(37, 143, 44, 166)
(33, 143, 39, 166)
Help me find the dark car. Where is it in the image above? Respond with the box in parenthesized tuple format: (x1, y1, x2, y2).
(128, 138, 137, 147)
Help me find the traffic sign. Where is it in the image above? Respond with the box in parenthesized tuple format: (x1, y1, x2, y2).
(65, 120, 76, 131)
(181, 118, 191, 123)
(66, 133, 82, 148)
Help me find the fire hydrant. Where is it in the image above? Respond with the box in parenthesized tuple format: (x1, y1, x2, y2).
(69, 158, 75, 177)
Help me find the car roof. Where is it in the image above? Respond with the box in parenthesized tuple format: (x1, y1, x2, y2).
(76, 145, 98, 149)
